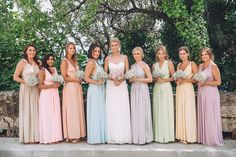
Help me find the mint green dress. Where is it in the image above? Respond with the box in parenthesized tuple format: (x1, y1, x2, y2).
(152, 60, 174, 143)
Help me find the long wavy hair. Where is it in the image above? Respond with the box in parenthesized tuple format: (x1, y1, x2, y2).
(87, 43, 101, 59)
(65, 42, 77, 61)
(23, 44, 40, 66)
(42, 54, 54, 74)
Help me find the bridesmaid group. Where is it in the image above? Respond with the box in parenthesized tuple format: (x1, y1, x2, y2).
(13, 38, 224, 146)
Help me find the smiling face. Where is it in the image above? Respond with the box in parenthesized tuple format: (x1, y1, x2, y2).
(92, 47, 101, 60)
(26, 46, 36, 59)
(110, 41, 120, 53)
(201, 50, 211, 62)
(179, 49, 189, 61)
(133, 50, 143, 62)
(46, 56, 54, 67)
(156, 49, 167, 61)
(67, 44, 76, 56)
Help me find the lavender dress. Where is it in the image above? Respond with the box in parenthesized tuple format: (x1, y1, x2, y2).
(130, 62, 153, 144)
(197, 63, 224, 146)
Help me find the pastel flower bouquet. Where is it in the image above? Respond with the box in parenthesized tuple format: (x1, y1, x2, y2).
(26, 75, 39, 86)
(125, 68, 137, 79)
(95, 70, 108, 80)
(109, 70, 123, 80)
(173, 70, 187, 80)
(51, 75, 64, 84)
(193, 72, 208, 82)
(152, 70, 166, 79)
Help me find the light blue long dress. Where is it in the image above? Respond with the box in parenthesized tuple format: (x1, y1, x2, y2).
(152, 60, 175, 143)
(87, 60, 107, 144)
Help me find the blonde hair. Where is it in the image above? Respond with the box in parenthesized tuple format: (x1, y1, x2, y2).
(65, 42, 77, 61)
(155, 45, 169, 61)
(110, 38, 121, 46)
(199, 47, 215, 61)
(132, 47, 144, 58)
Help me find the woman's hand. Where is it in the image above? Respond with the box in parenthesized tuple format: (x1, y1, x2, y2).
(53, 83, 60, 88)
(114, 79, 122, 86)
(96, 80, 104, 85)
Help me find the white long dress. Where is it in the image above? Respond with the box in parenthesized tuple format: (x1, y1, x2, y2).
(106, 55, 131, 144)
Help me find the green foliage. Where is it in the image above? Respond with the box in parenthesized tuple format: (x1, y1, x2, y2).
(0, 0, 235, 92)
(161, 0, 209, 61)
(207, 0, 236, 92)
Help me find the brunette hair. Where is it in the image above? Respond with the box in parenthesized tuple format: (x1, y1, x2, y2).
(87, 43, 101, 59)
(23, 44, 40, 66)
(42, 54, 54, 74)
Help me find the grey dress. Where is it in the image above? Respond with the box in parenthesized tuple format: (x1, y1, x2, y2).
(130, 62, 153, 144)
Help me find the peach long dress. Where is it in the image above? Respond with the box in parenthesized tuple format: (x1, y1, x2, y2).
(62, 59, 86, 139)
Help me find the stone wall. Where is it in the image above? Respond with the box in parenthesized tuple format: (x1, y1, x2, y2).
(0, 91, 235, 136)
(220, 92, 236, 132)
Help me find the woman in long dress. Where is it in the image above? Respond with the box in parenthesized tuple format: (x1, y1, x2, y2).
(38, 54, 62, 144)
(152, 45, 175, 143)
(61, 42, 86, 143)
(175, 46, 198, 143)
(13, 44, 40, 143)
(84, 43, 107, 144)
(130, 47, 153, 144)
(104, 38, 131, 144)
(197, 47, 224, 146)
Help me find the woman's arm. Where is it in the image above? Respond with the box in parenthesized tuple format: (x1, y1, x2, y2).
(13, 60, 26, 84)
(201, 64, 221, 86)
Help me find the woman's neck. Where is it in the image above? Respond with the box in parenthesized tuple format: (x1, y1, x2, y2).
(182, 59, 189, 64)
(159, 59, 165, 63)
(136, 60, 142, 64)
(112, 51, 120, 56)
(203, 60, 211, 65)
(27, 57, 34, 63)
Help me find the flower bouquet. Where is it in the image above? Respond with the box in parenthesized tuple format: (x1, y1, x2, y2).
(173, 70, 187, 80)
(125, 68, 137, 79)
(193, 72, 208, 82)
(152, 70, 166, 78)
(51, 75, 64, 84)
(26, 75, 39, 86)
(109, 70, 123, 80)
(95, 71, 108, 80)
